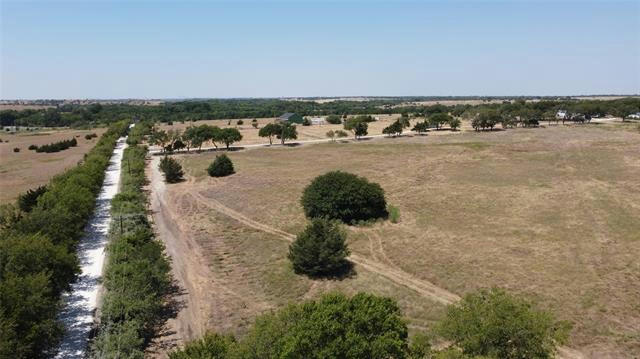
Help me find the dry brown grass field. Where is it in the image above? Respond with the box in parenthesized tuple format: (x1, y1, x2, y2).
(0, 128, 106, 203)
(154, 122, 639, 358)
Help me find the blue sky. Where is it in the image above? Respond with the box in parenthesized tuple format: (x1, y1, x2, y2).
(1, 0, 639, 99)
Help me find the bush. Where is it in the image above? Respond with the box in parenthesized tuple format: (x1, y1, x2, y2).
(17, 185, 47, 213)
(207, 154, 234, 177)
(235, 293, 409, 358)
(288, 218, 350, 276)
(34, 138, 77, 153)
(302, 118, 311, 126)
(159, 156, 184, 183)
(84, 133, 98, 140)
(326, 114, 342, 124)
(13, 147, 20, 152)
(301, 171, 387, 223)
(28, 144, 38, 150)
(237, 119, 244, 125)
(437, 288, 571, 359)
(449, 117, 461, 130)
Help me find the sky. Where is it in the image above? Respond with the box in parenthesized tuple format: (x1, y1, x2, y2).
(1, 0, 639, 99)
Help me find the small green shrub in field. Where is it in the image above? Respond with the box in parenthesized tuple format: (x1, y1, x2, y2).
(388, 205, 400, 223)
(159, 156, 184, 183)
(207, 154, 234, 177)
(13, 147, 19, 152)
(237, 119, 244, 125)
(288, 218, 350, 277)
(28, 144, 38, 150)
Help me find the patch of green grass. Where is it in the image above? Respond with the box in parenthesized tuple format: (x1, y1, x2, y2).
(388, 205, 400, 223)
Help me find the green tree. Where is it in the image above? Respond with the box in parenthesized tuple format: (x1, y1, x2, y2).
(236, 292, 409, 359)
(258, 123, 278, 145)
(429, 113, 452, 130)
(448, 117, 461, 131)
(149, 127, 169, 152)
(326, 114, 342, 124)
(288, 218, 350, 276)
(275, 122, 298, 144)
(326, 130, 336, 142)
(437, 288, 571, 359)
(344, 118, 368, 139)
(207, 154, 235, 177)
(219, 128, 242, 150)
(301, 171, 387, 223)
(412, 120, 430, 135)
(159, 156, 184, 183)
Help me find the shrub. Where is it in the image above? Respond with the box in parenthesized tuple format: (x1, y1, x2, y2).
(302, 117, 311, 126)
(326, 114, 342, 124)
(207, 154, 235, 177)
(28, 144, 38, 150)
(449, 117, 461, 130)
(18, 185, 47, 213)
(335, 130, 349, 139)
(34, 138, 77, 153)
(13, 147, 19, 152)
(301, 171, 387, 223)
(388, 205, 400, 223)
(159, 156, 184, 183)
(288, 218, 350, 276)
(84, 133, 98, 140)
(235, 292, 409, 358)
(237, 119, 244, 125)
(437, 288, 571, 359)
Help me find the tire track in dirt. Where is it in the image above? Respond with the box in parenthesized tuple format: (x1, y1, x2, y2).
(186, 186, 584, 359)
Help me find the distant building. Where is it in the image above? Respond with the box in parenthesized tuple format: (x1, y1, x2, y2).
(278, 113, 303, 124)
(629, 112, 640, 119)
(556, 110, 568, 120)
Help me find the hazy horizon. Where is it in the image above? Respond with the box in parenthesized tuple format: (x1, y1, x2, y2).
(2, 0, 639, 99)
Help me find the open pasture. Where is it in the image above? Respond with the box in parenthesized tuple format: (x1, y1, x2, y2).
(168, 123, 640, 358)
(0, 128, 106, 203)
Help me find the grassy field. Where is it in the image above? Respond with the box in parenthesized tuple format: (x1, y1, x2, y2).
(0, 128, 106, 203)
(165, 122, 639, 357)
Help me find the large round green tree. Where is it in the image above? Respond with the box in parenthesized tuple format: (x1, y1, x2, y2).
(301, 171, 387, 223)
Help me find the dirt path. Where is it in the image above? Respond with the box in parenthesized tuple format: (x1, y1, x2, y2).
(149, 159, 584, 359)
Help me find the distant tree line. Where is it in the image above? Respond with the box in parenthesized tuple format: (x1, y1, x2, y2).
(0, 121, 129, 358)
(2, 97, 637, 129)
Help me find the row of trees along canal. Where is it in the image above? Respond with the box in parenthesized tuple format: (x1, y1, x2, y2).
(0, 121, 129, 358)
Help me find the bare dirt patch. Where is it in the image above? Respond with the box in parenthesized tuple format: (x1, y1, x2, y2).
(0, 128, 107, 203)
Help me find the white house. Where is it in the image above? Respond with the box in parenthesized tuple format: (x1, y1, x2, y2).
(555, 110, 568, 120)
(628, 112, 640, 119)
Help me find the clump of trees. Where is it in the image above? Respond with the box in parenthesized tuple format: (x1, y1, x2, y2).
(0, 121, 128, 358)
(438, 288, 571, 358)
(171, 292, 409, 359)
(301, 171, 387, 223)
(159, 156, 184, 183)
(343, 117, 368, 139)
(288, 218, 350, 277)
(257, 122, 298, 145)
(170, 288, 570, 359)
(326, 114, 342, 124)
(326, 129, 349, 142)
(92, 144, 172, 358)
(32, 138, 77, 153)
(84, 133, 98, 140)
(382, 118, 409, 137)
(152, 125, 243, 152)
(207, 154, 235, 177)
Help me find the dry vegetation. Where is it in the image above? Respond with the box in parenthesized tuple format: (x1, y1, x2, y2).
(0, 128, 106, 203)
(162, 122, 640, 358)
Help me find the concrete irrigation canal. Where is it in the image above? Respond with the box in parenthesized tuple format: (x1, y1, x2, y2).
(55, 137, 128, 358)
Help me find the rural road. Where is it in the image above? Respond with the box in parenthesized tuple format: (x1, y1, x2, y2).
(147, 138, 586, 359)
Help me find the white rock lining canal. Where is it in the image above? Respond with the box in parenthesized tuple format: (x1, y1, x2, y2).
(55, 137, 128, 358)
